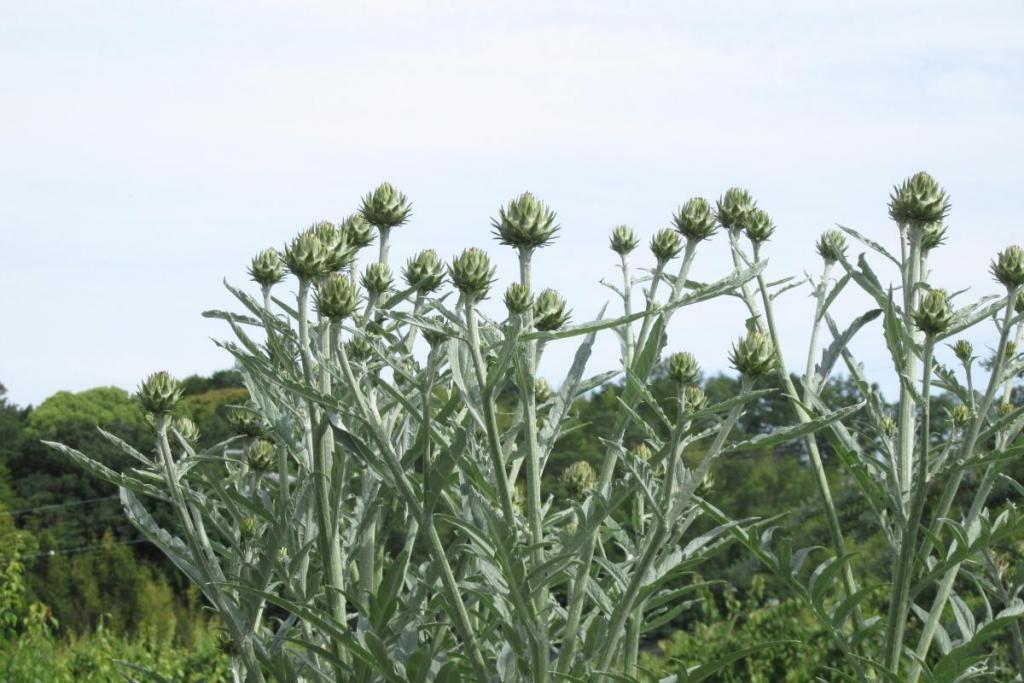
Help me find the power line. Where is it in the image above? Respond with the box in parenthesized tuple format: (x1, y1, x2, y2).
(3, 538, 151, 561)
(2, 494, 120, 517)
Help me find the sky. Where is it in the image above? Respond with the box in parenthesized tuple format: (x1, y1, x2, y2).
(1, 1, 1022, 407)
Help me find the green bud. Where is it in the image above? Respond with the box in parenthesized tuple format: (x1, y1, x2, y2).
(402, 249, 445, 293)
(921, 223, 947, 252)
(340, 214, 375, 250)
(716, 187, 757, 233)
(138, 371, 183, 416)
(226, 407, 269, 439)
(629, 442, 652, 461)
(361, 262, 393, 297)
(535, 377, 553, 404)
(951, 404, 973, 430)
(312, 220, 354, 271)
(951, 339, 974, 365)
(359, 182, 411, 230)
(504, 283, 533, 315)
(246, 439, 276, 474)
(816, 230, 847, 264)
(745, 209, 776, 245)
(171, 416, 200, 447)
(561, 460, 596, 499)
(449, 248, 496, 300)
(667, 351, 700, 385)
(316, 273, 360, 320)
(346, 334, 374, 362)
(534, 288, 570, 331)
(511, 483, 525, 515)
(650, 228, 682, 263)
(913, 288, 953, 336)
(880, 415, 897, 438)
(422, 316, 452, 348)
(888, 172, 950, 227)
(248, 249, 285, 287)
(492, 192, 559, 250)
(683, 385, 707, 413)
(991, 245, 1024, 289)
(729, 330, 777, 378)
(673, 198, 717, 241)
(609, 225, 640, 255)
(240, 515, 259, 540)
(284, 230, 330, 280)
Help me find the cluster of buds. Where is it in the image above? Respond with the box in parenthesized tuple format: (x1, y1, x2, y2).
(991, 245, 1024, 289)
(248, 249, 285, 288)
(913, 289, 953, 336)
(561, 460, 597, 500)
(138, 371, 183, 416)
(816, 230, 847, 264)
(359, 182, 412, 230)
(673, 198, 717, 242)
(316, 273, 360, 321)
(504, 283, 533, 315)
(888, 172, 950, 228)
(449, 248, 496, 301)
(729, 330, 777, 378)
(492, 192, 559, 250)
(609, 225, 640, 255)
(403, 250, 445, 293)
(361, 263, 393, 297)
(534, 288, 570, 331)
(667, 351, 700, 385)
(650, 228, 682, 264)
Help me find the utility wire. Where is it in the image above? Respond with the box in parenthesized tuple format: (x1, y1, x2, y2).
(2, 495, 120, 517)
(2, 538, 151, 561)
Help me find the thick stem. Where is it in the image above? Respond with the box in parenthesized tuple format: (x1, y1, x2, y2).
(897, 227, 924, 510)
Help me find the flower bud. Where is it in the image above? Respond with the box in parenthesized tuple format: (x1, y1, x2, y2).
(683, 385, 707, 413)
(729, 330, 777, 378)
(609, 225, 640, 255)
(650, 228, 682, 264)
(921, 224, 947, 252)
(240, 515, 259, 541)
(422, 316, 452, 348)
(816, 230, 847, 264)
(667, 351, 700, 385)
(312, 221, 354, 271)
(888, 172, 950, 227)
(716, 187, 757, 233)
(226, 407, 269, 438)
(561, 460, 596, 499)
(246, 439, 276, 474)
(172, 416, 200, 447)
(630, 442, 652, 461)
(951, 339, 974, 365)
(361, 262, 393, 297)
(512, 483, 525, 514)
(248, 249, 285, 288)
(492, 192, 559, 250)
(534, 288, 570, 331)
(316, 273, 360, 320)
(535, 377, 553, 404)
(340, 214, 375, 250)
(913, 288, 953, 336)
(951, 404, 974, 430)
(402, 249, 445, 293)
(138, 371, 183, 416)
(745, 209, 776, 245)
(449, 248, 496, 300)
(504, 283, 533, 315)
(359, 182, 412, 230)
(880, 415, 897, 438)
(346, 334, 374, 362)
(284, 230, 330, 280)
(991, 245, 1024, 289)
(673, 198, 717, 242)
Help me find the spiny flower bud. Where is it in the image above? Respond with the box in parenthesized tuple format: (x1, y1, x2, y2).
(359, 182, 411, 229)
(913, 288, 953, 336)
(226, 407, 268, 438)
(673, 198, 717, 242)
(951, 339, 974, 365)
(534, 288, 570, 331)
(346, 335, 374, 362)
(888, 172, 950, 227)
(535, 377, 553, 404)
(340, 214, 375, 249)
(561, 460, 596, 499)
(729, 330, 777, 378)
(504, 283, 533, 315)
(609, 225, 640, 255)
(997, 402, 1015, 418)
(361, 262, 393, 297)
(492, 192, 559, 250)
(248, 249, 285, 288)
(683, 385, 707, 413)
(402, 249, 445, 293)
(951, 404, 974, 430)
(512, 483, 525, 515)
(316, 273, 360, 320)
(630, 442, 652, 461)
(745, 209, 776, 245)
(816, 230, 847, 264)
(284, 230, 330, 280)
(667, 351, 700, 385)
(246, 439, 276, 474)
(716, 187, 757, 233)
(240, 515, 260, 541)
(1007, 341, 1018, 357)
(921, 224, 947, 252)
(171, 416, 200, 447)
(449, 248, 496, 300)
(312, 221, 354, 271)
(422, 316, 452, 348)
(880, 415, 897, 438)
(991, 245, 1024, 289)
(650, 228, 682, 263)
(138, 371, 183, 416)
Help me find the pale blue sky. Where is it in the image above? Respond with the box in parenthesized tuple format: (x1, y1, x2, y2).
(2, 1, 1022, 406)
